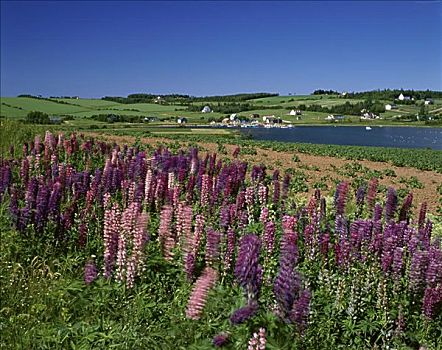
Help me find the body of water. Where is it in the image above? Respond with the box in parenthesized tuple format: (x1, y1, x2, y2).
(238, 126, 442, 149)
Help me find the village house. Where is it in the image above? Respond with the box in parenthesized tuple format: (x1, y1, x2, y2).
(250, 113, 260, 119)
(424, 99, 434, 105)
(397, 93, 411, 101)
(176, 116, 187, 124)
(263, 115, 282, 124)
(201, 106, 212, 113)
(144, 116, 158, 122)
(385, 103, 397, 111)
(360, 109, 380, 120)
(288, 109, 302, 116)
(326, 114, 345, 121)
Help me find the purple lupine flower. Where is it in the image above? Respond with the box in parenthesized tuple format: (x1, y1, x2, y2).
(373, 203, 383, 221)
(422, 285, 442, 319)
(426, 247, 442, 286)
(385, 187, 398, 222)
(234, 234, 262, 300)
(273, 179, 280, 206)
(367, 178, 378, 211)
(20, 158, 29, 186)
(392, 247, 404, 279)
(356, 185, 365, 208)
(185, 253, 196, 281)
(399, 193, 413, 222)
(273, 238, 301, 320)
(84, 260, 98, 285)
(319, 230, 330, 257)
(230, 301, 259, 325)
(9, 186, 19, 226)
(48, 181, 62, 220)
(213, 333, 229, 347)
(220, 206, 230, 228)
(78, 220, 88, 248)
(205, 228, 221, 266)
(409, 250, 429, 291)
(290, 289, 311, 332)
(34, 182, 50, 231)
(335, 182, 349, 215)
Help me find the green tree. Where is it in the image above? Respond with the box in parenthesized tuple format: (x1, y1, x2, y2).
(25, 111, 50, 124)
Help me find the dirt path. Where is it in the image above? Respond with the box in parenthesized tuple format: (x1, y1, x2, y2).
(87, 132, 442, 214)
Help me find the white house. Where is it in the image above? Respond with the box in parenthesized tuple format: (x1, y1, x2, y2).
(263, 115, 282, 124)
(385, 104, 397, 111)
(177, 117, 187, 124)
(398, 93, 411, 101)
(230, 113, 238, 121)
(289, 109, 302, 116)
(201, 106, 212, 113)
(424, 99, 434, 105)
(326, 114, 345, 121)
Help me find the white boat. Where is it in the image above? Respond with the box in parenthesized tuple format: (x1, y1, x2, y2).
(366, 126, 372, 130)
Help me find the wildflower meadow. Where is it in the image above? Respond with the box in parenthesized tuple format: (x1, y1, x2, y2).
(0, 130, 441, 349)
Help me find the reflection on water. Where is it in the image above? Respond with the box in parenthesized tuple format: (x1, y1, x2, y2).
(239, 126, 442, 150)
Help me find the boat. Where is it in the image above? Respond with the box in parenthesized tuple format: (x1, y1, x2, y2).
(366, 126, 372, 130)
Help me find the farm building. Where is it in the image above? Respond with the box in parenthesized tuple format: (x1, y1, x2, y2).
(201, 106, 212, 113)
(397, 93, 411, 101)
(360, 109, 379, 119)
(144, 116, 158, 122)
(263, 115, 282, 124)
(326, 114, 345, 121)
(424, 99, 434, 105)
(177, 117, 187, 124)
(289, 109, 302, 116)
(230, 113, 238, 121)
(49, 116, 62, 124)
(385, 104, 397, 111)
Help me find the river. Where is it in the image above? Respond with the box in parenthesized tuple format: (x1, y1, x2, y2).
(238, 126, 442, 150)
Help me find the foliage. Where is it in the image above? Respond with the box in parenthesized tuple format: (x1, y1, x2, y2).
(0, 130, 441, 350)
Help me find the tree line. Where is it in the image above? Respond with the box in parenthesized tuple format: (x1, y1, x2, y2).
(344, 89, 442, 100)
(102, 93, 278, 104)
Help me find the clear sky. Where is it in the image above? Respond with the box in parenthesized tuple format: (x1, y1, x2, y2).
(1, 1, 441, 97)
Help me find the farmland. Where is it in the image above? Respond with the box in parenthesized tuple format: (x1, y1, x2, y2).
(0, 119, 441, 349)
(2, 92, 441, 127)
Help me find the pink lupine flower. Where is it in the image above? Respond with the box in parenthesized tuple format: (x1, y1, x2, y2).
(224, 227, 235, 273)
(159, 205, 174, 261)
(185, 267, 218, 320)
(263, 221, 276, 255)
(200, 174, 211, 207)
(205, 228, 221, 266)
(258, 184, 267, 207)
(259, 206, 269, 224)
(248, 327, 266, 350)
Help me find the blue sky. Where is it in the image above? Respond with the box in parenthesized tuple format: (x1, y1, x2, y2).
(1, 1, 441, 97)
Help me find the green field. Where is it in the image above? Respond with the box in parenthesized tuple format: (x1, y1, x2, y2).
(1, 94, 441, 127)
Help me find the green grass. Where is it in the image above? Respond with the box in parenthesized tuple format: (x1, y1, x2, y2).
(1, 95, 440, 127)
